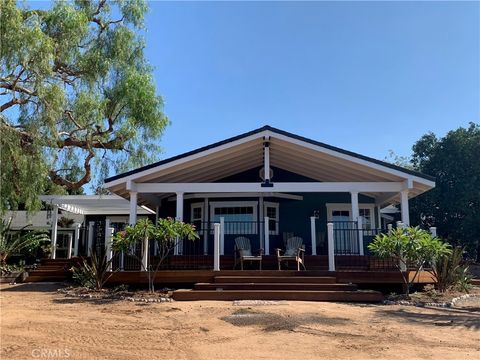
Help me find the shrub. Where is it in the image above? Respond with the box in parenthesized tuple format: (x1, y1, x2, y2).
(430, 246, 465, 292)
(71, 253, 113, 290)
(368, 226, 451, 296)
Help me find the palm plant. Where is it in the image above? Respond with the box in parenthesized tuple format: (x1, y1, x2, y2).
(0, 218, 49, 272)
(71, 252, 113, 290)
(430, 246, 472, 292)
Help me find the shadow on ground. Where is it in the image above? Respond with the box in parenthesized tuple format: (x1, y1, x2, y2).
(221, 308, 351, 332)
(376, 306, 480, 330)
(0, 283, 64, 292)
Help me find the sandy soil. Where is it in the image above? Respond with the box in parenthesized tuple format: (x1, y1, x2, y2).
(1, 283, 479, 360)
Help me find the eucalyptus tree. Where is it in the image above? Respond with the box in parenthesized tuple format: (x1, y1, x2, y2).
(1, 0, 168, 211)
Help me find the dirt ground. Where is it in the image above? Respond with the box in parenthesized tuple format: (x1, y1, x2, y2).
(1, 283, 479, 360)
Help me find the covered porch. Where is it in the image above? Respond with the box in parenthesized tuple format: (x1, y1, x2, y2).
(103, 126, 435, 273)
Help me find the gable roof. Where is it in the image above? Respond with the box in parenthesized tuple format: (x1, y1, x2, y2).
(105, 125, 434, 184)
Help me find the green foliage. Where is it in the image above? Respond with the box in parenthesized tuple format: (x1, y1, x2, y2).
(1, 0, 168, 212)
(368, 226, 451, 296)
(431, 246, 466, 292)
(71, 253, 113, 290)
(112, 218, 199, 292)
(409, 123, 480, 260)
(454, 266, 473, 293)
(0, 218, 49, 266)
(112, 218, 199, 257)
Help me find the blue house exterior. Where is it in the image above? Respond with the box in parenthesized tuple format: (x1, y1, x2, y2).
(103, 126, 435, 271)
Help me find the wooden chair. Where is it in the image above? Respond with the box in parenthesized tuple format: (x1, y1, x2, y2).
(234, 237, 263, 270)
(276, 236, 306, 271)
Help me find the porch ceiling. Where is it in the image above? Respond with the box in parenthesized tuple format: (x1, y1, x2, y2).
(105, 126, 435, 208)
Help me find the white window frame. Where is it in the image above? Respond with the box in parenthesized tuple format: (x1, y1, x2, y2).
(326, 203, 376, 229)
(191, 202, 204, 231)
(264, 201, 279, 235)
(210, 201, 258, 235)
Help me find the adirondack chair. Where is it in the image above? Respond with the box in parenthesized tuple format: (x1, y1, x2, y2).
(233, 237, 263, 270)
(276, 236, 306, 271)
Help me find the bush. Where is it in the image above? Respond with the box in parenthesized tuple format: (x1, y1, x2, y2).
(368, 226, 451, 296)
(70, 253, 113, 290)
(431, 247, 472, 293)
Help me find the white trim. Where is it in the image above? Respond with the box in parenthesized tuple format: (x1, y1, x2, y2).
(264, 201, 279, 235)
(105, 133, 264, 187)
(134, 182, 407, 194)
(167, 192, 303, 201)
(326, 203, 377, 228)
(269, 131, 435, 187)
(190, 202, 204, 223)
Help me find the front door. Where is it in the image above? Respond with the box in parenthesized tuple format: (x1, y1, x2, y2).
(329, 209, 358, 254)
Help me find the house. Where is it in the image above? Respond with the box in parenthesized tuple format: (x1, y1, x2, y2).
(98, 125, 435, 272)
(5, 195, 153, 259)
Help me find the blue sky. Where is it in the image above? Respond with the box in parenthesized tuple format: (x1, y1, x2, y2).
(143, 1, 479, 161)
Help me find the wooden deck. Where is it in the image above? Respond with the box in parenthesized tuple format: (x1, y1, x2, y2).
(105, 269, 436, 286)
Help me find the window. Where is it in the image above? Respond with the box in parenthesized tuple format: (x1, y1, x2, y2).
(359, 208, 372, 230)
(191, 203, 204, 231)
(264, 202, 279, 235)
(210, 201, 258, 234)
(326, 203, 376, 229)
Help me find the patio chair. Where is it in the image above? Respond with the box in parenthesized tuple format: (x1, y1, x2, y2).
(233, 237, 263, 270)
(276, 236, 306, 271)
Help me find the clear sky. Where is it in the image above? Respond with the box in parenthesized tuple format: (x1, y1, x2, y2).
(143, 1, 479, 161)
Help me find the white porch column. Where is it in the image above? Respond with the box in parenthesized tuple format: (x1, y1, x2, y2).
(73, 223, 81, 257)
(174, 192, 184, 256)
(259, 196, 264, 249)
(400, 189, 410, 226)
(264, 216, 270, 255)
(310, 216, 317, 256)
(430, 227, 437, 237)
(203, 198, 209, 255)
(376, 205, 382, 230)
(105, 227, 114, 271)
(327, 222, 335, 271)
(87, 221, 94, 256)
(129, 191, 138, 225)
(357, 217, 364, 256)
(263, 137, 271, 184)
(350, 191, 359, 221)
(398, 221, 407, 271)
(220, 217, 225, 255)
(66, 233, 73, 259)
(213, 223, 220, 271)
(50, 205, 58, 259)
(142, 236, 148, 271)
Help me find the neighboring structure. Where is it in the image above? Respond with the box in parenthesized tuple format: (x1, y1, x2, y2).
(4, 195, 153, 259)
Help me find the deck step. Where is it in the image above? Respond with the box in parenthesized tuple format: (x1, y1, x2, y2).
(195, 282, 357, 291)
(214, 276, 337, 284)
(173, 289, 383, 302)
(27, 270, 70, 276)
(24, 276, 69, 282)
